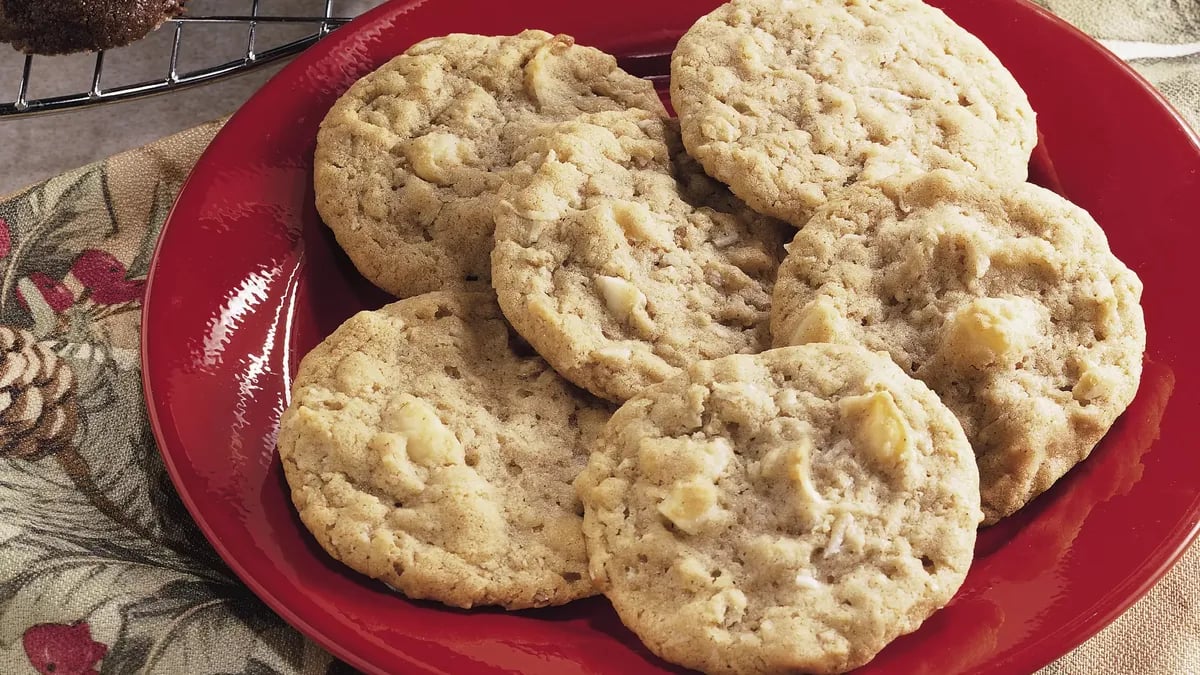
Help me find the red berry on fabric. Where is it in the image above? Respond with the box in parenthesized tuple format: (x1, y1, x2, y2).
(22, 622, 108, 675)
(70, 249, 128, 289)
(69, 249, 144, 304)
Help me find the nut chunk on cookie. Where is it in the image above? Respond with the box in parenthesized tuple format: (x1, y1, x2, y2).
(492, 114, 790, 403)
(576, 345, 982, 674)
(314, 30, 665, 297)
(278, 291, 612, 609)
(772, 170, 1146, 524)
(671, 0, 1036, 226)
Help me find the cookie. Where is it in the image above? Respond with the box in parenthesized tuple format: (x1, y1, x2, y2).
(491, 113, 790, 403)
(671, 0, 1037, 226)
(771, 170, 1146, 524)
(0, 0, 186, 54)
(314, 30, 665, 297)
(576, 344, 981, 674)
(278, 291, 612, 609)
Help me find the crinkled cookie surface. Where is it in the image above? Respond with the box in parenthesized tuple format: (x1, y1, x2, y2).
(577, 344, 981, 674)
(492, 113, 790, 402)
(671, 0, 1036, 225)
(279, 291, 612, 608)
(772, 170, 1145, 523)
(316, 30, 665, 296)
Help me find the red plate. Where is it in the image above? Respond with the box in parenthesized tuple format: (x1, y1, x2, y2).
(142, 1, 1200, 673)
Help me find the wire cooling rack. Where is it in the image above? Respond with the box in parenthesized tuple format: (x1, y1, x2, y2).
(1, 1, 355, 118)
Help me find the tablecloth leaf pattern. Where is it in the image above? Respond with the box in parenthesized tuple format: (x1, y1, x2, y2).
(0, 1, 1197, 673)
(0, 121, 340, 675)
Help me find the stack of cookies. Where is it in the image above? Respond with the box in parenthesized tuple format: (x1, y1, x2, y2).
(280, 1, 1146, 672)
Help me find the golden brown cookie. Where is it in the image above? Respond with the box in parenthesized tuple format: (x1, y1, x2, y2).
(771, 170, 1146, 523)
(278, 291, 612, 609)
(671, 0, 1037, 226)
(491, 114, 790, 402)
(315, 30, 665, 297)
(577, 344, 981, 674)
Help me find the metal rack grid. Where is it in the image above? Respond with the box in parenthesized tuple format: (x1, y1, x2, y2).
(1, 1, 355, 118)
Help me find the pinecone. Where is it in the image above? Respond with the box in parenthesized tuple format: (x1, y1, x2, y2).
(0, 326, 78, 460)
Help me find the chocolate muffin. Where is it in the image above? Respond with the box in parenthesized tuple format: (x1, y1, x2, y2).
(0, 0, 187, 55)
